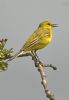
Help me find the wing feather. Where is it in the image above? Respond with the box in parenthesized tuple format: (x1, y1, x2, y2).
(23, 28, 50, 51)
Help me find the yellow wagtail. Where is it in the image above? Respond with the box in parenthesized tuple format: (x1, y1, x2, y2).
(8, 20, 57, 61)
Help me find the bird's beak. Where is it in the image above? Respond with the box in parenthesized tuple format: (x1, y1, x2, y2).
(52, 24, 58, 27)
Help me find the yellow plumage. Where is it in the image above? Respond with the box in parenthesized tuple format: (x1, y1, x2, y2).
(8, 20, 57, 61)
(23, 27, 52, 51)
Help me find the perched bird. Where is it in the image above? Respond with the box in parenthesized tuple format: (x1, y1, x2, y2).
(8, 20, 57, 61)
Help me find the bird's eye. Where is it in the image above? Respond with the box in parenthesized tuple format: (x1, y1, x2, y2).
(48, 23, 50, 25)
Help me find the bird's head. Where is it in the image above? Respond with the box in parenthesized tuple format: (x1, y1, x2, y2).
(38, 20, 58, 29)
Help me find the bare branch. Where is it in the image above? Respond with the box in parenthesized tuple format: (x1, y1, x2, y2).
(38, 64, 56, 100)
(18, 52, 57, 100)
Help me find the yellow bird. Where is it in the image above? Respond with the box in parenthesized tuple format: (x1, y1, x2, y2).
(8, 20, 57, 61)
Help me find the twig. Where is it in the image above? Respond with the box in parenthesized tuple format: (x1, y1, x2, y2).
(31, 54, 56, 100)
(6, 52, 57, 100)
(37, 64, 56, 100)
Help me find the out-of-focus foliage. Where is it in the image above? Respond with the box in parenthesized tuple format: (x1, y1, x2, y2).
(0, 39, 13, 71)
(0, 61, 8, 72)
(0, 48, 13, 60)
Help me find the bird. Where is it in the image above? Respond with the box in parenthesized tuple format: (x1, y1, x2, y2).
(8, 20, 57, 61)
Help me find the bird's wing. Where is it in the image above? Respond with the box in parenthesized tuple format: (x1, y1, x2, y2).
(23, 28, 50, 50)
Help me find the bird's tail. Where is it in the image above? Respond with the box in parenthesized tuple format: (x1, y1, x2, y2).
(7, 49, 22, 62)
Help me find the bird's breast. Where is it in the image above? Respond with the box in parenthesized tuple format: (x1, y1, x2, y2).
(41, 31, 52, 45)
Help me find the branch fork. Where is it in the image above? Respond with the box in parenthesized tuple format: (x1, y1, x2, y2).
(18, 52, 57, 100)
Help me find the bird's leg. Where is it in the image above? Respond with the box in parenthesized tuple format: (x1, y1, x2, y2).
(31, 51, 39, 62)
(31, 51, 40, 67)
(31, 51, 45, 67)
(31, 51, 38, 61)
(32, 50, 41, 63)
(34, 50, 39, 59)
(34, 50, 46, 67)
